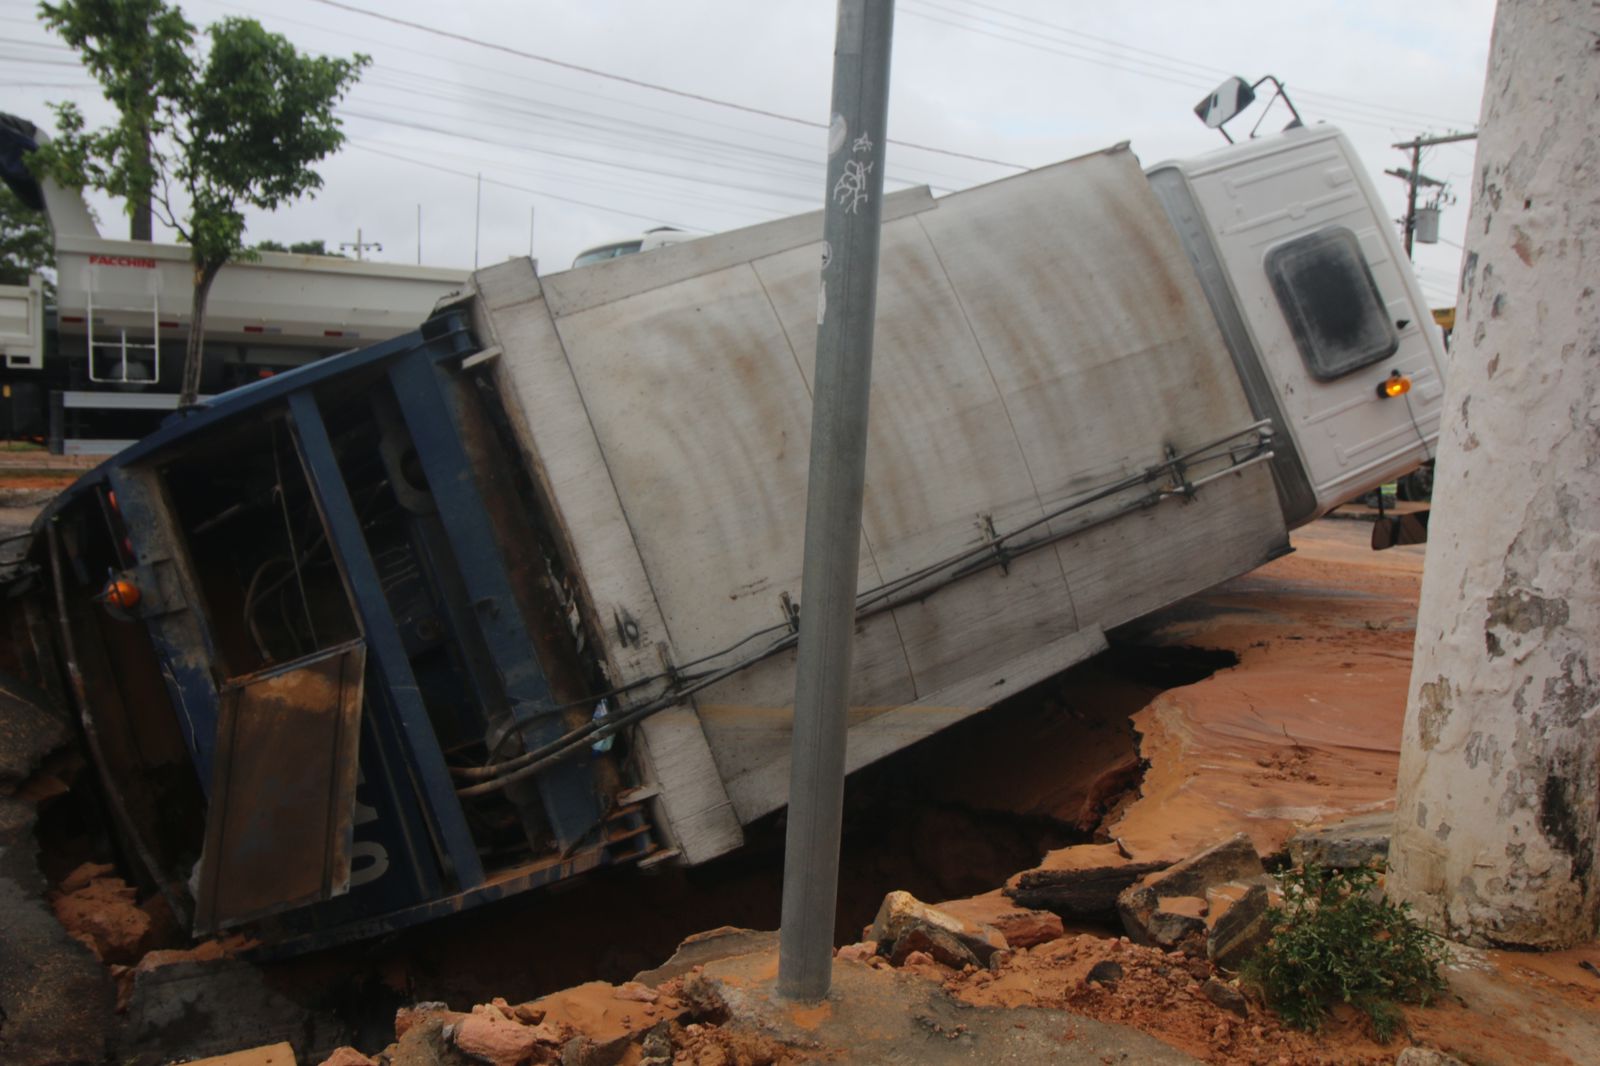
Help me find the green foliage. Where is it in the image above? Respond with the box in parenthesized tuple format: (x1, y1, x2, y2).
(1242, 864, 1448, 1042)
(253, 238, 345, 257)
(0, 183, 55, 290)
(32, 1, 369, 401)
(34, 2, 367, 266)
(37, 0, 195, 238)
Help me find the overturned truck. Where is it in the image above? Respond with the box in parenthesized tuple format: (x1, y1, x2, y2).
(5, 125, 1445, 951)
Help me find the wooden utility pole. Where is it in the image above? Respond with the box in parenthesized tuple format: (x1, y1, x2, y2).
(1390, 131, 1476, 258)
(1388, 0, 1600, 948)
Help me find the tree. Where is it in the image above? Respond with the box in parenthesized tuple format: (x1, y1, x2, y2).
(38, 1, 194, 242)
(0, 183, 55, 292)
(33, 4, 367, 406)
(254, 238, 346, 258)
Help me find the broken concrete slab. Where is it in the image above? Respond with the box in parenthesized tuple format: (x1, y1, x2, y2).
(1285, 811, 1393, 870)
(1143, 895, 1208, 950)
(631, 926, 777, 988)
(1204, 880, 1273, 968)
(935, 888, 1065, 949)
(1119, 835, 1270, 961)
(1005, 842, 1170, 921)
(869, 889, 1007, 965)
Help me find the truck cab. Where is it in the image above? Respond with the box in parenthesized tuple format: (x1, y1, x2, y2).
(1148, 125, 1448, 525)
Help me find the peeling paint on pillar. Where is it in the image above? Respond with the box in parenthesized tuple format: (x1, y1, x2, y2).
(1388, 0, 1600, 949)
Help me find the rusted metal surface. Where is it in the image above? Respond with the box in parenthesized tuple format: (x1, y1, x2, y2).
(193, 640, 366, 934)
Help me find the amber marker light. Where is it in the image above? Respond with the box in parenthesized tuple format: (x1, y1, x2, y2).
(1378, 370, 1412, 398)
(100, 576, 142, 610)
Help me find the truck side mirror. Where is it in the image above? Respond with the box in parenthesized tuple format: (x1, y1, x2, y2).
(1195, 77, 1256, 129)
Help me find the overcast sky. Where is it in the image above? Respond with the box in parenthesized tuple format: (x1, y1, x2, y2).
(3, 0, 1494, 304)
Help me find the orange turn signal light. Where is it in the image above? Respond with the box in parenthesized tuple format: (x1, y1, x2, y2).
(1378, 371, 1412, 399)
(101, 576, 141, 609)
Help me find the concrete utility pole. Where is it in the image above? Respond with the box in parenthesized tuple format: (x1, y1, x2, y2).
(777, 0, 894, 1003)
(340, 228, 382, 262)
(1389, 0, 1600, 947)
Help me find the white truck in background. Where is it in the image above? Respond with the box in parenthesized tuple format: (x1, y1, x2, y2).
(0, 112, 468, 453)
(15, 116, 1444, 946)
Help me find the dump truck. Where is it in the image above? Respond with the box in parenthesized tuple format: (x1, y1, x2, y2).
(4, 122, 1445, 952)
(0, 113, 469, 453)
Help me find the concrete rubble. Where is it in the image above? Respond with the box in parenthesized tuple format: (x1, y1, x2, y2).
(1116, 834, 1276, 968)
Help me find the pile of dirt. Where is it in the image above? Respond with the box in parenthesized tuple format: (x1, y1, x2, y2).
(943, 932, 1394, 1065)
(49, 862, 154, 964)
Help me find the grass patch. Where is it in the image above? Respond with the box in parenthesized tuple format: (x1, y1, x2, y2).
(1242, 864, 1448, 1042)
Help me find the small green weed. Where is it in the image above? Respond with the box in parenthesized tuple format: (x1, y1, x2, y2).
(1242, 863, 1448, 1042)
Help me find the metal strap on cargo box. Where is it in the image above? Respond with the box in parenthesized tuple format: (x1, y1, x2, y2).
(387, 345, 603, 850)
(287, 388, 487, 890)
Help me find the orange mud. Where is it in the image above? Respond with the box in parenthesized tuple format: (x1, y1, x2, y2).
(1106, 522, 1426, 863)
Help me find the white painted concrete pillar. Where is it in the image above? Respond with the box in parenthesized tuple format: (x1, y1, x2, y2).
(1388, 0, 1600, 947)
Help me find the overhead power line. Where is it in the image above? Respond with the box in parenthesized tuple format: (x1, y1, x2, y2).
(306, 0, 1027, 171)
(932, 0, 1478, 131)
(350, 141, 703, 231)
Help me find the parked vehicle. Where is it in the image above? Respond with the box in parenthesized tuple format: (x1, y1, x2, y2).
(0, 113, 468, 454)
(3, 121, 1445, 951)
(571, 226, 694, 268)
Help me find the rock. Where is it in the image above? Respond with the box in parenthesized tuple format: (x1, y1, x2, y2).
(1202, 977, 1249, 1017)
(936, 890, 1065, 949)
(1286, 812, 1392, 871)
(1144, 896, 1209, 951)
(319, 1048, 378, 1066)
(1119, 834, 1266, 951)
(631, 927, 777, 988)
(395, 1002, 459, 1040)
(888, 924, 981, 970)
(901, 950, 936, 967)
(453, 1009, 544, 1066)
(835, 940, 878, 962)
(1007, 843, 1171, 920)
(1085, 960, 1124, 986)
(1394, 1049, 1469, 1066)
(1205, 881, 1272, 968)
(870, 890, 1007, 965)
(638, 1024, 672, 1066)
(613, 981, 658, 1003)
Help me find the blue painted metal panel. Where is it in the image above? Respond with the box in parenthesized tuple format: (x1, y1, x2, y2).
(387, 348, 604, 849)
(287, 388, 486, 890)
(104, 466, 225, 792)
